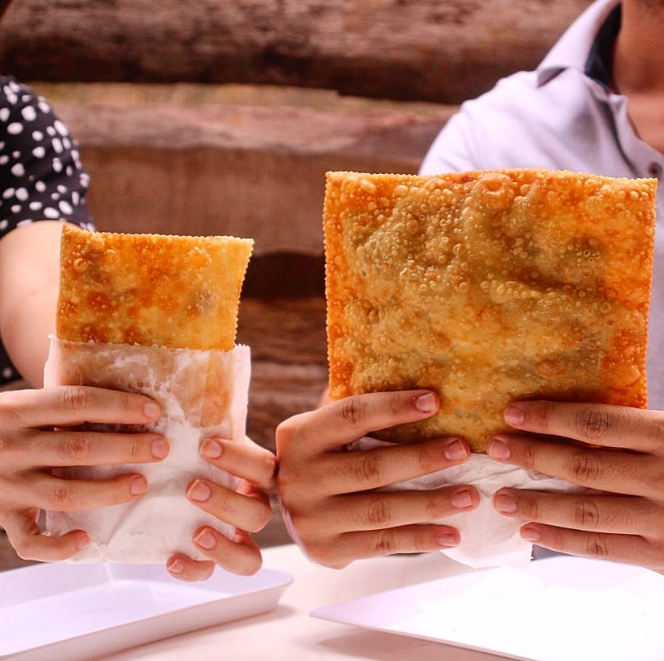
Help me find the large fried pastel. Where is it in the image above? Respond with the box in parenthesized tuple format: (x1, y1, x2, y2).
(57, 225, 253, 351)
(324, 170, 657, 452)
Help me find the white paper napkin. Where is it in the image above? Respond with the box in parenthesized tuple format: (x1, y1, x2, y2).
(351, 437, 583, 568)
(44, 338, 251, 564)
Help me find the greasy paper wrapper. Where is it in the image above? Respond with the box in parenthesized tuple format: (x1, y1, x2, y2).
(351, 437, 586, 569)
(43, 337, 251, 564)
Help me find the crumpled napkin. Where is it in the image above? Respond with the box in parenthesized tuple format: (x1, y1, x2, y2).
(351, 437, 585, 568)
(43, 337, 251, 564)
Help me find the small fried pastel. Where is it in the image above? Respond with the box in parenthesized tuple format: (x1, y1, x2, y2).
(57, 225, 253, 351)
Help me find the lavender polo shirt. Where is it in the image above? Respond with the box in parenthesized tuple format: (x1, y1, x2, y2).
(420, 0, 664, 409)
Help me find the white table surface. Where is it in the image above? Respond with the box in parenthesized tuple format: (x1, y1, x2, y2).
(99, 543, 502, 661)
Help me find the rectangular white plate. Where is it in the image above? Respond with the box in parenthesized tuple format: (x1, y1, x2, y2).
(0, 562, 292, 661)
(311, 556, 664, 661)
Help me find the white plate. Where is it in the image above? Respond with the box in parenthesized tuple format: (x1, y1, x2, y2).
(0, 562, 292, 661)
(311, 556, 664, 661)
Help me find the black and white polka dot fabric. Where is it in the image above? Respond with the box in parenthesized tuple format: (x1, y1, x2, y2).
(0, 76, 94, 385)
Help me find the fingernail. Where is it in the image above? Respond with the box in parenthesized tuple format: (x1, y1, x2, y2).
(415, 393, 437, 413)
(451, 488, 474, 509)
(437, 531, 459, 548)
(194, 529, 217, 550)
(201, 439, 223, 459)
(444, 439, 467, 462)
(504, 405, 524, 426)
(495, 493, 517, 514)
(168, 559, 184, 574)
(151, 439, 169, 459)
(488, 438, 511, 461)
(130, 476, 148, 495)
(144, 402, 161, 420)
(187, 480, 211, 503)
(521, 525, 541, 542)
(76, 534, 90, 551)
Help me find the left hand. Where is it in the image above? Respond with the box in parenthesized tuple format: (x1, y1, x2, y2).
(488, 400, 664, 572)
(166, 437, 276, 582)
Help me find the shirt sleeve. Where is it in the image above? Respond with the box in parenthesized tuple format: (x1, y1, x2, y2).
(0, 76, 94, 239)
(419, 105, 483, 176)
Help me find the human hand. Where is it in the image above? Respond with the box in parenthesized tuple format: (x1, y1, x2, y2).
(0, 386, 167, 561)
(166, 437, 276, 581)
(276, 390, 479, 569)
(489, 401, 664, 572)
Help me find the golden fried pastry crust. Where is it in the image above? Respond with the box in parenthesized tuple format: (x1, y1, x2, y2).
(57, 225, 253, 351)
(324, 170, 657, 452)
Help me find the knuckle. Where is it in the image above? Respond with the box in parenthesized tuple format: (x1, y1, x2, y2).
(354, 453, 385, 486)
(260, 453, 277, 484)
(60, 434, 92, 463)
(568, 450, 602, 485)
(575, 407, 611, 442)
(585, 533, 610, 560)
(366, 498, 391, 527)
(338, 396, 367, 428)
(372, 529, 397, 557)
(417, 442, 442, 473)
(12, 538, 33, 560)
(49, 483, 75, 509)
(0, 435, 14, 458)
(425, 495, 450, 521)
(61, 386, 90, 413)
(573, 499, 601, 529)
(519, 494, 540, 521)
(129, 436, 147, 461)
(275, 415, 303, 452)
(529, 402, 551, 432)
(520, 442, 537, 471)
(305, 540, 340, 568)
(287, 510, 312, 538)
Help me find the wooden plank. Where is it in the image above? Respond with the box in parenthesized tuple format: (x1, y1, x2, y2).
(43, 87, 454, 255)
(1, 0, 593, 104)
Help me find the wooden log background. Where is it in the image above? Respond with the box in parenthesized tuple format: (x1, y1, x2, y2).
(1, 0, 592, 104)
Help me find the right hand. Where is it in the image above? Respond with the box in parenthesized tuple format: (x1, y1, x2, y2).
(276, 390, 478, 568)
(0, 385, 168, 561)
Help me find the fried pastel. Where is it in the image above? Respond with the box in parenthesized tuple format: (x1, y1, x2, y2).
(324, 170, 657, 452)
(57, 225, 253, 351)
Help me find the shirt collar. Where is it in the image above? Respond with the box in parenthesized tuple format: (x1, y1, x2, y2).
(537, 0, 621, 86)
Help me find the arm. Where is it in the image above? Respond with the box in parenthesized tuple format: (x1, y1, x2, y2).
(0, 220, 66, 386)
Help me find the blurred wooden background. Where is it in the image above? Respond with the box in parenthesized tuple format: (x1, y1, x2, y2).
(0, 0, 592, 566)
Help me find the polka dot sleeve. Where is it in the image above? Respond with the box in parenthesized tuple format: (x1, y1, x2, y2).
(0, 76, 95, 384)
(0, 76, 94, 237)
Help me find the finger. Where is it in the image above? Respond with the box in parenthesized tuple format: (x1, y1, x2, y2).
(276, 390, 441, 454)
(313, 435, 470, 494)
(12, 430, 169, 468)
(503, 401, 664, 454)
(0, 386, 161, 429)
(186, 479, 272, 533)
(306, 487, 479, 534)
(519, 524, 660, 568)
(166, 554, 216, 582)
(307, 524, 460, 569)
(200, 438, 276, 491)
(29, 472, 149, 511)
(3, 508, 90, 561)
(494, 489, 660, 535)
(192, 526, 263, 576)
(487, 434, 657, 496)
